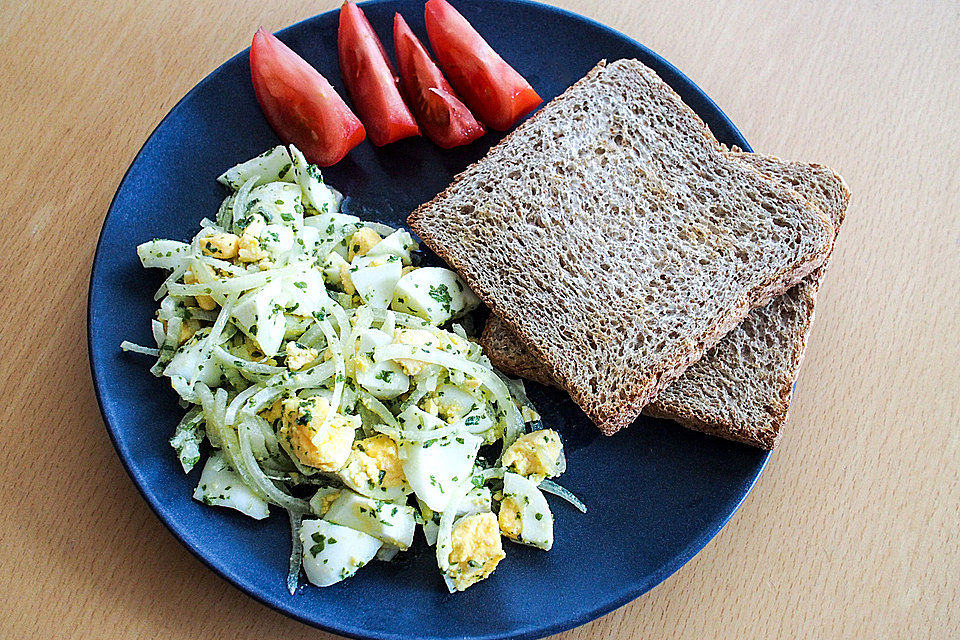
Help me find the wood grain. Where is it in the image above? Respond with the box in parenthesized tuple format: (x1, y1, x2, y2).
(1, 0, 957, 638)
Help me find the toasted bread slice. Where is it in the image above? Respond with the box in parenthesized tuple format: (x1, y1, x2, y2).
(408, 59, 834, 435)
(481, 153, 850, 448)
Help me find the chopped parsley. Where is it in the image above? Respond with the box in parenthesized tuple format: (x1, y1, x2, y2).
(309, 532, 326, 556)
(428, 284, 453, 312)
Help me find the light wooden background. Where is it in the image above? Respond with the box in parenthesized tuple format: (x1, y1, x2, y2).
(2, 0, 957, 638)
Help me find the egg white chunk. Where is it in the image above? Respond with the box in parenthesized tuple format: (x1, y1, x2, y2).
(217, 145, 293, 190)
(365, 229, 417, 265)
(350, 254, 403, 309)
(399, 429, 482, 512)
(500, 472, 554, 550)
(422, 485, 492, 545)
(354, 328, 409, 399)
(324, 491, 417, 550)
(391, 267, 480, 325)
(300, 519, 382, 587)
(192, 451, 269, 520)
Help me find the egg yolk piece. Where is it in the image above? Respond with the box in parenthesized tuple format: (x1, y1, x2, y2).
(501, 429, 563, 481)
(447, 512, 506, 591)
(339, 434, 408, 497)
(497, 496, 523, 540)
(279, 396, 357, 471)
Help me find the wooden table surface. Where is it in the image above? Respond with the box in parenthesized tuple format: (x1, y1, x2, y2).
(2, 0, 957, 637)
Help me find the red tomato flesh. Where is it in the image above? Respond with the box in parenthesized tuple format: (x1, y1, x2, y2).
(424, 0, 542, 131)
(249, 28, 365, 167)
(338, 2, 419, 146)
(393, 13, 484, 149)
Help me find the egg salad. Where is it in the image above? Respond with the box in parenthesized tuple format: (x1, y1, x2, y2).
(122, 144, 584, 594)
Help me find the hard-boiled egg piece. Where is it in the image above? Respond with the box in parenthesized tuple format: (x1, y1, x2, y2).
(282, 269, 337, 319)
(192, 451, 269, 519)
(460, 485, 493, 515)
(284, 340, 319, 371)
(322, 250, 349, 287)
(349, 254, 403, 309)
(217, 145, 294, 190)
(444, 512, 505, 592)
(300, 519, 382, 587)
(324, 490, 417, 550)
(432, 384, 483, 422)
(501, 429, 565, 481)
(365, 229, 417, 265)
(300, 224, 323, 258)
(279, 396, 357, 471)
(289, 144, 342, 214)
(199, 232, 240, 259)
(229, 279, 286, 357)
(346, 227, 382, 261)
(430, 384, 471, 419)
(389, 327, 470, 376)
(259, 223, 295, 257)
(338, 434, 410, 501)
(304, 213, 362, 259)
(252, 280, 287, 357)
(398, 425, 482, 512)
(397, 405, 446, 433)
(231, 273, 336, 357)
(422, 485, 492, 546)
(353, 329, 409, 399)
(426, 384, 499, 441)
(245, 181, 302, 227)
(236, 215, 271, 263)
(391, 267, 480, 325)
(498, 472, 553, 550)
(309, 487, 342, 517)
(390, 328, 438, 376)
(164, 329, 224, 386)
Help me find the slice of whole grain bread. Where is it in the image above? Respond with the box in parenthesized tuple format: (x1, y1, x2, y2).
(407, 59, 835, 435)
(481, 153, 850, 448)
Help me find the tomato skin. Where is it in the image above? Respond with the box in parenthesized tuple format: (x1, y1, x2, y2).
(338, 2, 419, 146)
(393, 13, 484, 149)
(424, 0, 542, 131)
(249, 28, 364, 167)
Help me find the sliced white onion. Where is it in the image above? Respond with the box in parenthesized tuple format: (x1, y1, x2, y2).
(286, 509, 304, 594)
(539, 478, 587, 513)
(167, 264, 308, 297)
(317, 319, 345, 421)
(212, 345, 286, 375)
(120, 341, 159, 357)
(237, 416, 310, 512)
(374, 344, 523, 448)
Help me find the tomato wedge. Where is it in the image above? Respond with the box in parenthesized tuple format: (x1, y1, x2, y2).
(338, 2, 419, 146)
(424, 0, 542, 131)
(249, 28, 365, 167)
(393, 13, 484, 149)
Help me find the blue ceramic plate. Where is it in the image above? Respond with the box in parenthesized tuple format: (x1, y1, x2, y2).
(89, 1, 768, 638)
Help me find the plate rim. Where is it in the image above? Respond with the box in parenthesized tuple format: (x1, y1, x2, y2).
(88, 1, 769, 638)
